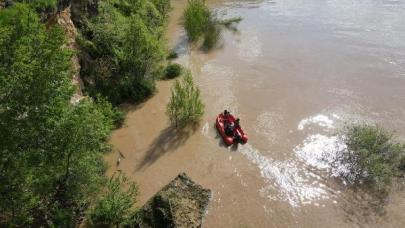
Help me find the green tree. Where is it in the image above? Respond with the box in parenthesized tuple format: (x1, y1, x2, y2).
(89, 173, 138, 227)
(0, 4, 117, 226)
(78, 0, 169, 104)
(15, 0, 57, 12)
(166, 71, 204, 126)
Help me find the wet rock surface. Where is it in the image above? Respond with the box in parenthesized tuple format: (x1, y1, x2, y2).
(134, 173, 211, 228)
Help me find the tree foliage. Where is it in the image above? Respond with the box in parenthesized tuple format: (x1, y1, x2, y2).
(89, 173, 138, 227)
(337, 124, 405, 195)
(183, 0, 210, 42)
(14, 0, 57, 13)
(0, 4, 118, 226)
(183, 0, 241, 50)
(166, 72, 204, 126)
(78, 0, 170, 104)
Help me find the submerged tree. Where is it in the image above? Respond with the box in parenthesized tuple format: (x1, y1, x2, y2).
(183, 0, 210, 42)
(183, 0, 242, 50)
(336, 124, 405, 195)
(166, 71, 204, 126)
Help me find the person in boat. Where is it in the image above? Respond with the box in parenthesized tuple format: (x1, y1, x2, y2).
(225, 122, 234, 136)
(234, 118, 240, 129)
(223, 110, 230, 127)
(223, 110, 230, 118)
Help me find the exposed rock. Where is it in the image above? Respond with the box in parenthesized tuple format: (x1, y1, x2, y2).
(55, 0, 99, 27)
(0, 0, 13, 9)
(70, 0, 99, 28)
(134, 173, 211, 228)
(47, 4, 85, 103)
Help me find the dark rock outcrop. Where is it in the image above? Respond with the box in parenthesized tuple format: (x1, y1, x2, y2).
(57, 0, 99, 28)
(69, 0, 99, 28)
(0, 0, 14, 9)
(134, 173, 211, 228)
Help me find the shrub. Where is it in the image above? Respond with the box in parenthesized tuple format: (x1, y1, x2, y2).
(152, 0, 172, 17)
(15, 0, 57, 12)
(202, 19, 221, 50)
(337, 124, 405, 195)
(165, 63, 183, 79)
(78, 0, 169, 104)
(183, 0, 210, 42)
(183, 0, 241, 50)
(166, 71, 204, 126)
(89, 173, 138, 227)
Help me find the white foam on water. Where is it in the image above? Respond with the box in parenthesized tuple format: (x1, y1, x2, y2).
(298, 114, 336, 130)
(239, 144, 332, 207)
(294, 134, 350, 177)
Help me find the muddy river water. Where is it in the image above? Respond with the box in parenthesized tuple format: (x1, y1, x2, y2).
(106, 0, 405, 227)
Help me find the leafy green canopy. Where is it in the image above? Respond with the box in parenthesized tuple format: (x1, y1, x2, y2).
(166, 71, 204, 126)
(338, 124, 405, 195)
(0, 4, 117, 226)
(14, 0, 58, 12)
(78, 0, 170, 105)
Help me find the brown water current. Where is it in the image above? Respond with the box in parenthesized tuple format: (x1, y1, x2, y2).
(106, 0, 405, 227)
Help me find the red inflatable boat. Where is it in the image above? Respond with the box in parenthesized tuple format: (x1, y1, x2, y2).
(216, 113, 248, 146)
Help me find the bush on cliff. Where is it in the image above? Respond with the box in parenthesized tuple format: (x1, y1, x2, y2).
(166, 71, 204, 126)
(78, 0, 170, 105)
(15, 0, 57, 12)
(337, 124, 405, 195)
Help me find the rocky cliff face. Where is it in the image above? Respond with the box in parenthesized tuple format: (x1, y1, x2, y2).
(134, 173, 212, 228)
(58, 0, 99, 28)
(0, 0, 13, 9)
(47, 4, 84, 103)
(42, 0, 99, 103)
